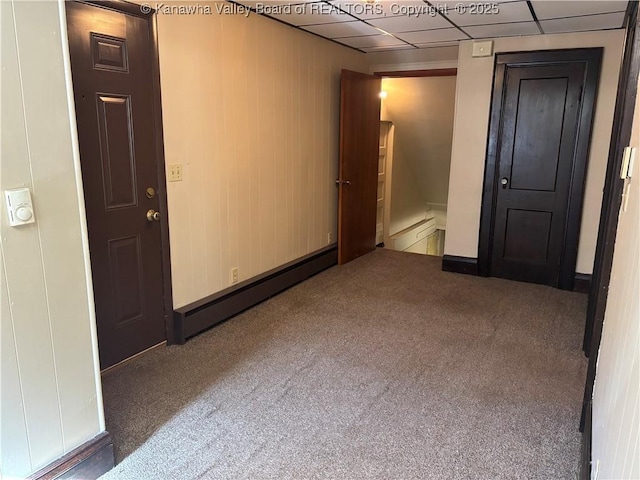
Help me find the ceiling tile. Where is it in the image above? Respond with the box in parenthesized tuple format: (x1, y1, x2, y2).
(266, 3, 352, 25)
(303, 20, 382, 38)
(235, 0, 320, 7)
(395, 28, 467, 44)
(464, 21, 540, 38)
(368, 14, 452, 34)
(414, 41, 462, 49)
(361, 45, 417, 53)
(532, 1, 628, 20)
(540, 11, 626, 34)
(335, 34, 410, 49)
(329, 0, 440, 20)
(442, 1, 533, 26)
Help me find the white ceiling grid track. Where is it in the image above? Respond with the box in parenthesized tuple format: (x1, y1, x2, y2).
(231, 0, 630, 52)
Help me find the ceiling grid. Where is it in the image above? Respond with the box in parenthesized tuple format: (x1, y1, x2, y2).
(232, 0, 629, 52)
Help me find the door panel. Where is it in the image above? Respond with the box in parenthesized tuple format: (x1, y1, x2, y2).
(97, 94, 137, 208)
(66, 2, 166, 368)
(509, 78, 567, 192)
(491, 62, 588, 286)
(502, 209, 552, 262)
(338, 70, 382, 265)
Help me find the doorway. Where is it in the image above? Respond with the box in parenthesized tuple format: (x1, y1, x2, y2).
(478, 49, 603, 289)
(378, 73, 457, 258)
(66, 1, 172, 370)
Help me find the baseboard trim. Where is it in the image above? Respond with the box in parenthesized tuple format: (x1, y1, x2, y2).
(174, 245, 338, 343)
(27, 431, 113, 480)
(574, 273, 592, 294)
(442, 255, 478, 275)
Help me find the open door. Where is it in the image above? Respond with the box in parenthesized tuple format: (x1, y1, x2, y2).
(337, 70, 382, 265)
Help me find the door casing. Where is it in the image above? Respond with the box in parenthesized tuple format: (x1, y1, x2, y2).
(578, 7, 639, 479)
(478, 48, 603, 290)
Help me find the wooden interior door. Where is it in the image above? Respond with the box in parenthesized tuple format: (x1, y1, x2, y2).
(338, 70, 382, 265)
(66, 2, 167, 369)
(479, 49, 602, 288)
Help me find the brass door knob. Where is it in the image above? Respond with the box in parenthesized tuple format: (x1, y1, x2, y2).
(146, 209, 160, 222)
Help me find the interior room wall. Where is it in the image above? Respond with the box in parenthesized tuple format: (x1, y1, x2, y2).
(381, 76, 456, 206)
(384, 137, 428, 235)
(156, 5, 368, 308)
(1, 1, 104, 477)
(367, 45, 459, 72)
(592, 74, 640, 480)
(445, 30, 625, 274)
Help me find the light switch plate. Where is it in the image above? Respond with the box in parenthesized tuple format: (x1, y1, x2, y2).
(168, 163, 183, 182)
(472, 41, 493, 57)
(5, 188, 36, 226)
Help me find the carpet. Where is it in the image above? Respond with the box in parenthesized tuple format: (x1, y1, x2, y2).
(100, 249, 587, 479)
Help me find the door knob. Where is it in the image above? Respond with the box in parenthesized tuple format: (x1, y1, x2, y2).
(335, 179, 352, 186)
(146, 209, 160, 222)
(501, 177, 509, 189)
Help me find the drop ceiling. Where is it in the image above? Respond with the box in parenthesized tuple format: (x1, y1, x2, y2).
(231, 0, 629, 52)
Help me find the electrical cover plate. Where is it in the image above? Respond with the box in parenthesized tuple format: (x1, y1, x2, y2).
(5, 188, 36, 226)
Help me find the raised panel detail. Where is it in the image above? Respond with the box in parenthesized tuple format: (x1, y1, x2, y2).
(510, 77, 568, 192)
(97, 94, 137, 209)
(503, 209, 552, 263)
(91, 33, 128, 72)
(108, 235, 144, 327)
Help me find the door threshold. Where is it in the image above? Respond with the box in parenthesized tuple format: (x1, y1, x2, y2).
(100, 341, 167, 376)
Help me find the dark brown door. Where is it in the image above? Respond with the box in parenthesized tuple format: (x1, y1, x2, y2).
(338, 70, 381, 265)
(480, 50, 602, 288)
(66, 2, 166, 368)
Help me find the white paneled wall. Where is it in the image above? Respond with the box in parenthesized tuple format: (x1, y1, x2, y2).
(592, 76, 640, 480)
(1, 1, 103, 477)
(156, 6, 367, 308)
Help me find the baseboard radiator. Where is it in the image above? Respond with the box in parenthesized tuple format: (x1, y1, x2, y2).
(173, 245, 338, 343)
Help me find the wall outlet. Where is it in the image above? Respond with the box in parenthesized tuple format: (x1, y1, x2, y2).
(168, 163, 183, 182)
(231, 267, 239, 284)
(327, 232, 333, 244)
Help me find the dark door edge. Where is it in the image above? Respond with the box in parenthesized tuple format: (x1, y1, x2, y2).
(580, 0, 639, 435)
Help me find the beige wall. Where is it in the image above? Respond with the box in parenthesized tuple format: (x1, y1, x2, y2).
(1, 1, 104, 477)
(156, 4, 367, 308)
(368, 45, 459, 72)
(592, 75, 640, 480)
(385, 133, 428, 236)
(445, 30, 625, 274)
(381, 76, 456, 207)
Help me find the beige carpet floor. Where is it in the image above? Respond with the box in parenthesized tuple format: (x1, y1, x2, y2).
(100, 249, 588, 479)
